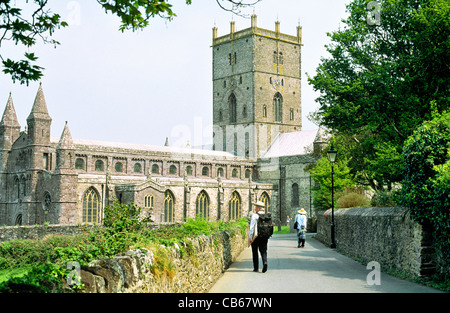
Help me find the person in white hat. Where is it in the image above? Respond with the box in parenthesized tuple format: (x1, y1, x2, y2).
(294, 208, 307, 248)
(248, 201, 269, 273)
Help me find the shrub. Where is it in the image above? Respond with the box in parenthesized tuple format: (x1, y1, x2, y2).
(337, 188, 370, 208)
(400, 111, 450, 278)
(370, 190, 399, 207)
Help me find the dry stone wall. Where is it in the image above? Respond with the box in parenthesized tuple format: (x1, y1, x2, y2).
(71, 227, 247, 293)
(316, 207, 432, 278)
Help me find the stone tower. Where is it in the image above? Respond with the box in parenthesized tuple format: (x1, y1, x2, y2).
(212, 15, 302, 158)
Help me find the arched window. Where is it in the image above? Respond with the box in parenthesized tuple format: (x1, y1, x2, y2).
(83, 187, 100, 223)
(115, 162, 123, 173)
(232, 168, 238, 178)
(196, 191, 210, 219)
(260, 192, 270, 214)
(152, 164, 160, 174)
(274, 93, 283, 122)
(228, 191, 241, 220)
(164, 190, 175, 223)
(169, 165, 177, 175)
(292, 183, 299, 207)
(95, 160, 104, 172)
(229, 93, 237, 123)
(245, 169, 251, 179)
(144, 194, 154, 209)
(185, 166, 193, 176)
(217, 167, 224, 178)
(75, 158, 85, 170)
(15, 214, 22, 226)
(202, 166, 209, 176)
(134, 163, 142, 173)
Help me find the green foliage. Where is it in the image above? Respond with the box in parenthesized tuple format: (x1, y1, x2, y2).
(308, 0, 450, 190)
(337, 188, 370, 209)
(0, 202, 249, 292)
(310, 152, 356, 210)
(400, 111, 450, 276)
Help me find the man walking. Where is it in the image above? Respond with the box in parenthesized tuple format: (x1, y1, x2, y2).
(248, 201, 271, 273)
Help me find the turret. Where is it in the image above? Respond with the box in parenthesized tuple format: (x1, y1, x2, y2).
(0, 93, 21, 170)
(27, 83, 52, 146)
(56, 121, 75, 173)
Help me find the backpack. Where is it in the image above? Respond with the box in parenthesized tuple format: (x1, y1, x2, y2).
(257, 213, 274, 239)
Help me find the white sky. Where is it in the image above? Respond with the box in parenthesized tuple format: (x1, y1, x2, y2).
(0, 0, 351, 148)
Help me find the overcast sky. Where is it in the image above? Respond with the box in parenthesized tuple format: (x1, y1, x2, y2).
(0, 0, 351, 148)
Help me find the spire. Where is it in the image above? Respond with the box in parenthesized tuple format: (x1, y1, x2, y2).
(27, 83, 51, 121)
(1, 93, 20, 128)
(57, 121, 75, 150)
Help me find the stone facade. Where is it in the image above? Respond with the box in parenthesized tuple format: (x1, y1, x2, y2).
(0, 16, 324, 228)
(212, 15, 302, 159)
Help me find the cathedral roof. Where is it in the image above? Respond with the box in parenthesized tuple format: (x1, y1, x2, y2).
(51, 137, 249, 161)
(261, 129, 319, 158)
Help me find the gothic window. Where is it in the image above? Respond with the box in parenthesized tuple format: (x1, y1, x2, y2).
(245, 132, 250, 157)
(196, 191, 210, 219)
(169, 165, 177, 175)
(274, 93, 283, 122)
(185, 165, 193, 176)
(279, 52, 284, 65)
(95, 160, 104, 172)
(202, 166, 209, 176)
(273, 51, 277, 63)
(290, 108, 294, 121)
(228, 191, 241, 220)
(232, 168, 238, 178)
(152, 164, 160, 174)
(82, 187, 100, 223)
(229, 93, 237, 123)
(43, 153, 50, 170)
(115, 162, 123, 173)
(217, 167, 224, 178)
(15, 214, 22, 226)
(292, 183, 299, 207)
(242, 106, 247, 118)
(134, 163, 142, 173)
(263, 104, 267, 118)
(164, 190, 175, 223)
(260, 192, 270, 214)
(75, 158, 85, 170)
(144, 194, 154, 209)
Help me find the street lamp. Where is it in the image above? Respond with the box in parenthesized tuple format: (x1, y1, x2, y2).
(327, 145, 337, 249)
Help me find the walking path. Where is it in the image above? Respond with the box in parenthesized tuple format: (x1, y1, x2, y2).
(209, 233, 443, 293)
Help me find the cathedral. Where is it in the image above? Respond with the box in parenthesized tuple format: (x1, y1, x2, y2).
(0, 16, 326, 227)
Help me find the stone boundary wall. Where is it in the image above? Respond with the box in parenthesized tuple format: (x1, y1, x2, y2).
(315, 207, 426, 278)
(0, 224, 93, 242)
(68, 227, 247, 293)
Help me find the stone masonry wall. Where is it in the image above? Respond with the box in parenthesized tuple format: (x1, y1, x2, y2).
(316, 207, 425, 278)
(71, 227, 247, 293)
(0, 224, 92, 242)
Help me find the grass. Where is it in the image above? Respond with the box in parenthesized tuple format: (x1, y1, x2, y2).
(273, 225, 291, 234)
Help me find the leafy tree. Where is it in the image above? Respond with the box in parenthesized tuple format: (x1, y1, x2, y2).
(400, 111, 450, 275)
(310, 151, 355, 210)
(1, 0, 261, 85)
(308, 0, 450, 189)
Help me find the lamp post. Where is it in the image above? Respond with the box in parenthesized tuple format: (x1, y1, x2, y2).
(327, 145, 337, 249)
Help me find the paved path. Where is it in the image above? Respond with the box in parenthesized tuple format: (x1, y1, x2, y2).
(209, 233, 442, 293)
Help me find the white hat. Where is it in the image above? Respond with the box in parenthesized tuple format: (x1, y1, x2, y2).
(254, 201, 265, 209)
(297, 208, 307, 215)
